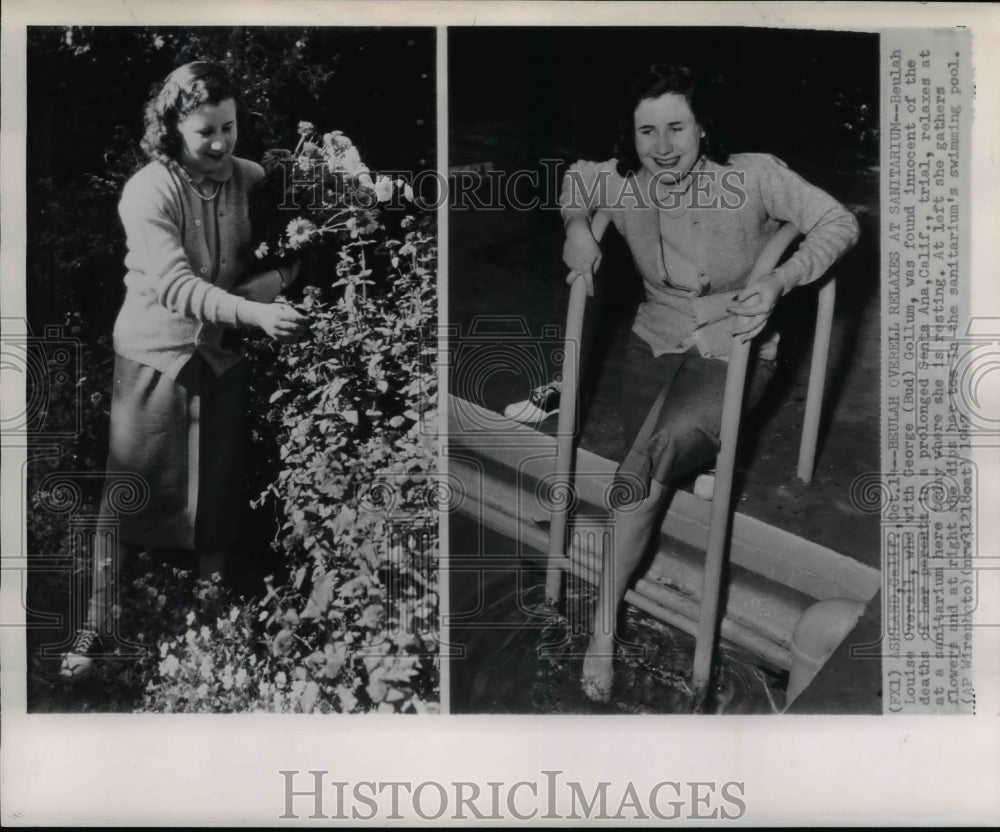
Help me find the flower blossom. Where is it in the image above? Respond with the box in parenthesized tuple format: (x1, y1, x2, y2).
(159, 654, 180, 677)
(328, 145, 366, 177)
(286, 217, 318, 249)
(355, 212, 379, 237)
(324, 130, 353, 150)
(373, 175, 394, 203)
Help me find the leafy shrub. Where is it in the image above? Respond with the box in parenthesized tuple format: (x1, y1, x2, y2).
(141, 162, 439, 713)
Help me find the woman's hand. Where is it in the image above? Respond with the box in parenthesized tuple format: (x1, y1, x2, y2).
(728, 272, 784, 343)
(563, 215, 602, 297)
(241, 301, 309, 342)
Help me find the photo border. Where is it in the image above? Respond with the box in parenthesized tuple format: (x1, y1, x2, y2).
(2, 1, 999, 826)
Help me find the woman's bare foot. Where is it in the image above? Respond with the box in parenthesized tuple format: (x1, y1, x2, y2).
(581, 634, 614, 702)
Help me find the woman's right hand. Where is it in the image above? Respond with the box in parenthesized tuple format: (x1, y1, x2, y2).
(242, 302, 309, 341)
(562, 216, 602, 296)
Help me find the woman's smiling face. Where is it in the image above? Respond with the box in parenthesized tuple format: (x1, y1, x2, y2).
(634, 93, 703, 184)
(176, 97, 238, 175)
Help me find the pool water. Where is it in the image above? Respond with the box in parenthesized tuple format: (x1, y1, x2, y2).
(448, 519, 787, 715)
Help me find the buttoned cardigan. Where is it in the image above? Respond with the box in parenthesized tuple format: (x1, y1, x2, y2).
(560, 153, 860, 359)
(113, 156, 265, 379)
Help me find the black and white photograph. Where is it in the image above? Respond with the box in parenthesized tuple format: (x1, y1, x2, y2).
(2, 1, 999, 827)
(447, 26, 882, 714)
(22, 25, 440, 714)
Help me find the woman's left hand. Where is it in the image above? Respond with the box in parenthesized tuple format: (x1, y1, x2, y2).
(230, 262, 299, 304)
(728, 272, 784, 343)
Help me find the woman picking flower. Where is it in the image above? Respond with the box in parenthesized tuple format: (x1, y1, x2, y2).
(60, 61, 307, 679)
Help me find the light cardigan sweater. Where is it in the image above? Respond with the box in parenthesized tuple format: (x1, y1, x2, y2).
(114, 155, 265, 379)
(560, 153, 860, 359)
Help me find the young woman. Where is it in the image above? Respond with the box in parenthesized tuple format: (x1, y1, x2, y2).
(559, 64, 860, 702)
(60, 61, 306, 679)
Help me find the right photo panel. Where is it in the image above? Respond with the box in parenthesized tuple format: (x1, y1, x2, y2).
(446, 26, 880, 714)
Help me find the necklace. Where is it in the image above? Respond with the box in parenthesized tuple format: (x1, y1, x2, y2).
(174, 162, 223, 201)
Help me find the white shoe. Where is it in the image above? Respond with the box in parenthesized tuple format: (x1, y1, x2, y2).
(503, 381, 562, 424)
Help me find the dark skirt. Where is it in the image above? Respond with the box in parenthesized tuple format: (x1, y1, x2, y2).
(615, 332, 775, 501)
(99, 353, 248, 551)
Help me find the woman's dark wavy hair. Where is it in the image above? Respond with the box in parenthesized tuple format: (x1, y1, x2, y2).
(141, 61, 242, 165)
(614, 63, 729, 177)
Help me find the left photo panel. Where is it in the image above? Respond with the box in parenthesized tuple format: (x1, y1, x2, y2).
(24, 26, 440, 713)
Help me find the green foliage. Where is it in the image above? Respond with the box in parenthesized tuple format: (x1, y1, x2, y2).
(141, 199, 438, 714)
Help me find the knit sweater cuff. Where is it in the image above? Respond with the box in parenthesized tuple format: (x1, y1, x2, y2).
(772, 262, 806, 296)
(211, 290, 241, 327)
(234, 299, 258, 329)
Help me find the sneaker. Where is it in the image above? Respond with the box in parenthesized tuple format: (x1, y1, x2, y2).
(59, 628, 101, 680)
(503, 381, 562, 424)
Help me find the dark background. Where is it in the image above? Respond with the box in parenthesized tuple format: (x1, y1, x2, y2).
(27, 26, 436, 340)
(449, 27, 877, 167)
(446, 28, 882, 713)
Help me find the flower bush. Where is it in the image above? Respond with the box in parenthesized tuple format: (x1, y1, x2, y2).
(251, 123, 411, 269)
(141, 129, 439, 713)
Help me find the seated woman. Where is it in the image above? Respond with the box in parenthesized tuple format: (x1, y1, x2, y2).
(556, 63, 860, 702)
